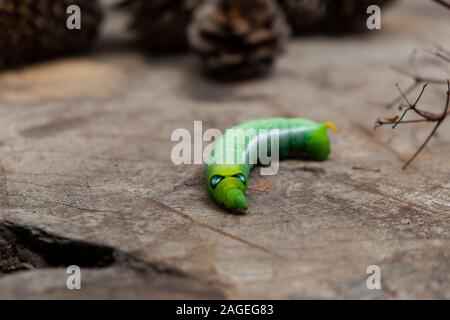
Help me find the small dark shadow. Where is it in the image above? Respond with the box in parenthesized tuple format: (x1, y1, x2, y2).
(295, 166, 326, 174)
(180, 58, 271, 103)
(19, 117, 88, 139)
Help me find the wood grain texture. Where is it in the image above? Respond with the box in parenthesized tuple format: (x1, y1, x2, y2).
(0, 0, 449, 299)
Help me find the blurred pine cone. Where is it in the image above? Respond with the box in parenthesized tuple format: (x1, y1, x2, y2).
(119, 0, 202, 53)
(277, 0, 396, 35)
(0, 0, 103, 69)
(189, 0, 290, 80)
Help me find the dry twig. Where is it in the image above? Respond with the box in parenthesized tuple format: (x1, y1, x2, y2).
(375, 79, 450, 169)
(376, 44, 450, 169)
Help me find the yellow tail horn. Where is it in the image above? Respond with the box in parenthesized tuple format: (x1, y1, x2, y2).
(325, 122, 338, 133)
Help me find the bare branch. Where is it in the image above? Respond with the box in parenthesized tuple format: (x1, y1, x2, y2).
(402, 80, 450, 169)
(375, 79, 450, 169)
(393, 83, 428, 128)
(377, 44, 450, 169)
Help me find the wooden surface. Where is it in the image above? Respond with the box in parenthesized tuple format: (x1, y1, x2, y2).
(0, 0, 449, 299)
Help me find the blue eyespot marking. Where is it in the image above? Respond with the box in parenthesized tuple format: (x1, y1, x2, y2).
(210, 175, 224, 189)
(233, 173, 247, 185)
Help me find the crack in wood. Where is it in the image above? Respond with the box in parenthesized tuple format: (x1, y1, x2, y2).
(145, 197, 288, 259)
(0, 220, 227, 299)
(335, 176, 450, 219)
(0, 220, 201, 279)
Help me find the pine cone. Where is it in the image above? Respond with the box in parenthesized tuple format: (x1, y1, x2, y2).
(119, 0, 202, 53)
(0, 0, 103, 69)
(189, 0, 290, 81)
(277, 0, 396, 35)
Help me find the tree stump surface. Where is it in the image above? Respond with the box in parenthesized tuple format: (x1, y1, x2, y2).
(0, 0, 449, 299)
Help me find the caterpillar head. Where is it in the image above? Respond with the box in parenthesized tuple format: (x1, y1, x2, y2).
(303, 122, 337, 161)
(206, 165, 249, 211)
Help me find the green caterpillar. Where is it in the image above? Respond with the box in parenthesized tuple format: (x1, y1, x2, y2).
(205, 118, 337, 211)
